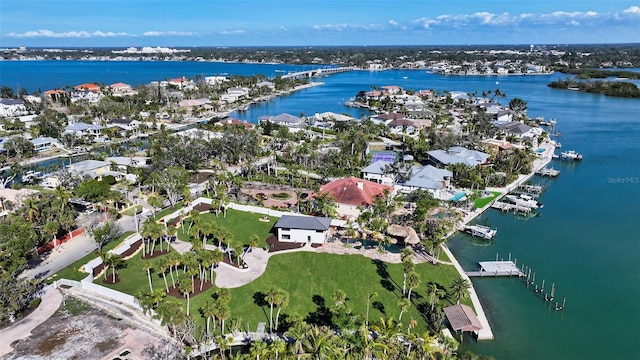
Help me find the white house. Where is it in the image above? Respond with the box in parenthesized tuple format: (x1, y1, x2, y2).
(220, 87, 250, 103)
(259, 113, 305, 131)
(0, 99, 27, 118)
(64, 122, 104, 138)
(361, 160, 397, 185)
(204, 76, 228, 86)
(109, 82, 137, 96)
(67, 160, 112, 178)
(30, 137, 60, 152)
(273, 215, 332, 244)
(396, 165, 453, 198)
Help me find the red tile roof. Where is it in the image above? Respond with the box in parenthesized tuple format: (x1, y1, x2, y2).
(74, 83, 101, 92)
(44, 89, 67, 95)
(109, 82, 131, 89)
(215, 118, 255, 128)
(319, 176, 392, 207)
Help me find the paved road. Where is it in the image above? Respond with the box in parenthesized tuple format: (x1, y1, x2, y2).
(21, 212, 149, 281)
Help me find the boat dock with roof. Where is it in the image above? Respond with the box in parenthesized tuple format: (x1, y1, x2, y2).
(466, 261, 525, 277)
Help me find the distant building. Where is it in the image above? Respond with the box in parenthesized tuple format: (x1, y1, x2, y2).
(427, 146, 490, 168)
(0, 99, 27, 117)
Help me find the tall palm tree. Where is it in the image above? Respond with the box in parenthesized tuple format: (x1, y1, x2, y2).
(268, 339, 287, 360)
(142, 261, 155, 291)
(274, 288, 289, 331)
(265, 286, 279, 332)
(397, 298, 411, 321)
(218, 305, 231, 335)
(401, 257, 415, 296)
(366, 292, 378, 330)
(178, 276, 192, 315)
(54, 186, 71, 212)
(43, 220, 60, 248)
(200, 300, 217, 335)
(249, 339, 269, 360)
(449, 278, 471, 304)
(426, 282, 446, 311)
(406, 271, 421, 302)
(103, 252, 125, 283)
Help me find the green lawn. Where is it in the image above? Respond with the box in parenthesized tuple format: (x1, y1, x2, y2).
(121, 205, 143, 216)
(48, 231, 135, 283)
(101, 249, 469, 335)
(156, 203, 184, 219)
(177, 209, 278, 248)
(473, 191, 502, 209)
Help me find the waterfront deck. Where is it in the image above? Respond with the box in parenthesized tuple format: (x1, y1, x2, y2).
(466, 261, 525, 278)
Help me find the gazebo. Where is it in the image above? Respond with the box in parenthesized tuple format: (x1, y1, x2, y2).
(443, 304, 483, 339)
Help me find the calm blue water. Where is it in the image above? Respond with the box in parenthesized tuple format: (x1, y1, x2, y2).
(2, 61, 639, 359)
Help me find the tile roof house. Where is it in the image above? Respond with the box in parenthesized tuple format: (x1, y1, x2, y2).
(274, 215, 332, 244)
(67, 160, 112, 179)
(319, 176, 392, 219)
(443, 304, 483, 333)
(361, 160, 397, 185)
(214, 118, 255, 129)
(259, 113, 305, 131)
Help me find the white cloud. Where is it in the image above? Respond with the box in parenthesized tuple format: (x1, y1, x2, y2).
(143, 31, 196, 37)
(4, 29, 126, 38)
(623, 5, 640, 14)
(389, 19, 398, 26)
(312, 23, 383, 32)
(220, 30, 246, 35)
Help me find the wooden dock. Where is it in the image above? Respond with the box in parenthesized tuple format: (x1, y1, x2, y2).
(491, 201, 532, 213)
(466, 261, 525, 278)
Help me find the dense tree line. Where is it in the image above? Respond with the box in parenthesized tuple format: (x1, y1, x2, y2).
(548, 78, 640, 98)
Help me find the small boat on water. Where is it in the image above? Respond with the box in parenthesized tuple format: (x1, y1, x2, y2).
(560, 150, 582, 161)
(463, 225, 497, 239)
(536, 167, 560, 177)
(506, 194, 544, 209)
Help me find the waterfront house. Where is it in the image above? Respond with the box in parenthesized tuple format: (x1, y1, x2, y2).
(64, 122, 104, 139)
(220, 87, 249, 103)
(30, 137, 60, 152)
(396, 165, 453, 198)
(256, 81, 275, 90)
(174, 128, 222, 141)
(0, 99, 27, 118)
(74, 83, 101, 93)
(497, 122, 543, 146)
(274, 215, 332, 244)
(204, 76, 228, 86)
(443, 304, 483, 336)
(168, 76, 194, 90)
(427, 146, 490, 168)
(371, 112, 405, 124)
(319, 176, 392, 219)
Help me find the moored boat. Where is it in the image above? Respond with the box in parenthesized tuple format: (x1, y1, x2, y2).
(463, 225, 498, 239)
(560, 150, 583, 161)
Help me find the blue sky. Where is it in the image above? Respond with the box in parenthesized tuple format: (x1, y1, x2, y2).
(1, 0, 639, 47)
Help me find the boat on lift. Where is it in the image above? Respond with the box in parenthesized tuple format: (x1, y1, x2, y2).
(463, 225, 497, 239)
(506, 194, 544, 209)
(560, 150, 582, 161)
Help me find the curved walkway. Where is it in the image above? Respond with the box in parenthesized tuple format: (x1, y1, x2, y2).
(0, 287, 63, 357)
(213, 240, 451, 288)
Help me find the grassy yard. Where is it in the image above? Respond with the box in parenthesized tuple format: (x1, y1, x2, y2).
(176, 209, 278, 248)
(101, 249, 470, 335)
(48, 231, 135, 283)
(473, 191, 502, 209)
(120, 205, 143, 216)
(156, 203, 184, 219)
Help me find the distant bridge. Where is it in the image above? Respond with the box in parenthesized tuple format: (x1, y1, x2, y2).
(280, 66, 356, 79)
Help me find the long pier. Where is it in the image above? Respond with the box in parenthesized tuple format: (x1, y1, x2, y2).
(466, 261, 525, 278)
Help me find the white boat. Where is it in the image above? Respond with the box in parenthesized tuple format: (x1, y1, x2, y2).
(463, 225, 497, 239)
(506, 194, 543, 209)
(560, 150, 582, 161)
(536, 167, 560, 177)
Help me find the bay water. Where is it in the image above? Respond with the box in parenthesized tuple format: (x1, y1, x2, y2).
(1, 60, 638, 359)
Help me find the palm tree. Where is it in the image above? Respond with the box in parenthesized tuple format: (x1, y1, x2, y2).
(274, 288, 289, 331)
(248, 234, 260, 253)
(249, 339, 269, 360)
(178, 276, 193, 315)
(332, 289, 347, 310)
(217, 305, 231, 335)
(54, 186, 71, 212)
(302, 325, 338, 359)
(265, 286, 279, 332)
(449, 278, 471, 304)
(426, 282, 446, 311)
(397, 298, 411, 321)
(406, 271, 421, 302)
(42, 220, 60, 248)
(200, 300, 217, 335)
(268, 339, 287, 360)
(401, 257, 415, 297)
(215, 335, 231, 360)
(142, 261, 155, 291)
(155, 259, 171, 293)
(155, 301, 185, 338)
(101, 252, 125, 283)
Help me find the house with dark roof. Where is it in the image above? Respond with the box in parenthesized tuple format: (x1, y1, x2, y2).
(273, 215, 332, 244)
(319, 176, 392, 218)
(0, 99, 27, 117)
